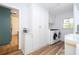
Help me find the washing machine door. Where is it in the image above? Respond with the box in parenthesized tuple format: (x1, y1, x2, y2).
(53, 33, 57, 40)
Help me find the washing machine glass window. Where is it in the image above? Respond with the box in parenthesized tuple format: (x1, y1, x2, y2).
(58, 32, 61, 39)
(53, 33, 57, 40)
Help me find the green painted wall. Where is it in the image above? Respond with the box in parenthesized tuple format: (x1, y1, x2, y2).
(0, 6, 11, 46)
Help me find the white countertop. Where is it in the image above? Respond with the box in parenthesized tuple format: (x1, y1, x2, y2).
(65, 34, 79, 43)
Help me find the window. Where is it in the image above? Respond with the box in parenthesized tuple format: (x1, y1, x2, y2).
(63, 18, 74, 29)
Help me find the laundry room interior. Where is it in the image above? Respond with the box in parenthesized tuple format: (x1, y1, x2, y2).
(0, 3, 79, 55)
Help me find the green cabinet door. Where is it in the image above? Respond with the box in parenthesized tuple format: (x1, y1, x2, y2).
(0, 6, 11, 46)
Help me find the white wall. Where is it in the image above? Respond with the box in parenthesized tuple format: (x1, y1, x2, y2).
(30, 4, 50, 52)
(74, 4, 79, 33)
(49, 11, 73, 40)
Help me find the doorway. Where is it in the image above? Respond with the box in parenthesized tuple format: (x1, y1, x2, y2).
(0, 5, 19, 55)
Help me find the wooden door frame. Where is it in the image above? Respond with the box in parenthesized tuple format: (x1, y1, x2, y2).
(0, 4, 19, 49)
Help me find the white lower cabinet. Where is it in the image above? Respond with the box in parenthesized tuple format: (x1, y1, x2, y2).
(76, 44, 79, 55)
(65, 42, 76, 55)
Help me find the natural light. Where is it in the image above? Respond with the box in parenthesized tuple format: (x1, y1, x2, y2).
(63, 18, 74, 29)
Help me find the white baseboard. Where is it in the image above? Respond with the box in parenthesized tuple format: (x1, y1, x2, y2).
(25, 43, 49, 55)
(60, 39, 64, 42)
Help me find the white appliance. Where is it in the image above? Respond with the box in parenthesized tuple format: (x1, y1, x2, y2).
(50, 29, 60, 44)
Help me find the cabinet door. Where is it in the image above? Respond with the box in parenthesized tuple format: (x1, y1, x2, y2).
(65, 41, 76, 55)
(0, 6, 11, 45)
(76, 44, 79, 55)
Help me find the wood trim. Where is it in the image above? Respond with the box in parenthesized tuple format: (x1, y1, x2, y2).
(0, 35, 18, 55)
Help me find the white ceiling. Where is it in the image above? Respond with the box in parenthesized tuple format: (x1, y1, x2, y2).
(39, 3, 73, 15)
